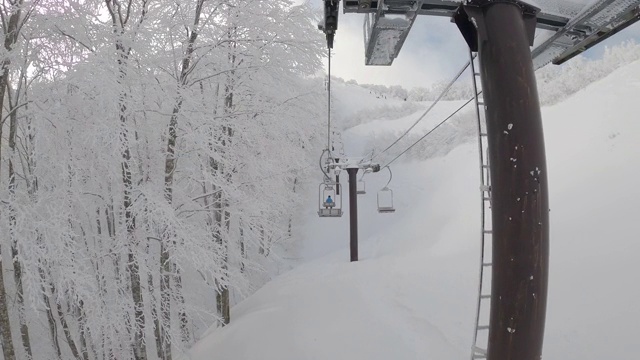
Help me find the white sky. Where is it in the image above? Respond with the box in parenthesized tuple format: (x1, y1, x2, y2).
(304, 0, 640, 89)
(329, 13, 469, 89)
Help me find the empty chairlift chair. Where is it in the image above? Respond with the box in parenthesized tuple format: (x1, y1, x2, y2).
(357, 178, 366, 195)
(377, 187, 395, 213)
(377, 166, 395, 213)
(318, 182, 343, 217)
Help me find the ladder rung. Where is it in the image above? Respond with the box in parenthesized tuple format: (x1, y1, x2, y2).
(480, 294, 491, 299)
(483, 262, 492, 266)
(480, 132, 488, 136)
(474, 72, 481, 76)
(483, 196, 491, 201)
(478, 325, 490, 330)
(473, 346, 487, 356)
(482, 164, 490, 169)
(477, 101, 485, 106)
(483, 230, 492, 234)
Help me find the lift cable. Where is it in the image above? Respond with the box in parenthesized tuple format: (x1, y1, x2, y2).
(371, 56, 475, 161)
(327, 47, 332, 155)
(374, 32, 546, 167)
(381, 93, 479, 169)
(377, 34, 541, 169)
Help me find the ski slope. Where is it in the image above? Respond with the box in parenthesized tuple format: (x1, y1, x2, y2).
(190, 59, 640, 359)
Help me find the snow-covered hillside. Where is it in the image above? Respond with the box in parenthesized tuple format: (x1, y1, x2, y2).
(190, 59, 640, 359)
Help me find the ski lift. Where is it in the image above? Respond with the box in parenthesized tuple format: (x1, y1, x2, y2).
(357, 171, 367, 195)
(357, 179, 366, 195)
(377, 167, 396, 213)
(318, 182, 343, 217)
(377, 187, 395, 213)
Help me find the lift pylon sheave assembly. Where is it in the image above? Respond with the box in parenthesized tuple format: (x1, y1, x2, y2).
(341, 0, 640, 66)
(319, 0, 340, 48)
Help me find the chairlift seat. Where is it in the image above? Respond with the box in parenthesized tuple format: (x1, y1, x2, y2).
(377, 185, 395, 214)
(318, 208, 343, 217)
(318, 181, 342, 218)
(357, 180, 366, 195)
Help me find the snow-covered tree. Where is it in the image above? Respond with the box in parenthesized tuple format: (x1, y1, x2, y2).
(0, 0, 325, 358)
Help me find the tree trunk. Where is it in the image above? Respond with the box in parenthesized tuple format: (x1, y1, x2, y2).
(7, 82, 33, 360)
(216, 286, 230, 326)
(0, 82, 17, 360)
(158, 243, 171, 360)
(213, 26, 237, 325)
(39, 265, 62, 359)
(24, 138, 60, 359)
(159, 1, 205, 353)
(239, 224, 245, 273)
(0, 3, 25, 358)
(76, 301, 91, 360)
(115, 39, 147, 360)
(174, 268, 190, 343)
(146, 246, 162, 359)
(103, 0, 150, 356)
(258, 225, 265, 256)
(211, 179, 230, 326)
(0, 254, 15, 360)
(56, 299, 82, 360)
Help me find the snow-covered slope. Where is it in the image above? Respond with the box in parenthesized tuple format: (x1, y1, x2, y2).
(190, 60, 640, 359)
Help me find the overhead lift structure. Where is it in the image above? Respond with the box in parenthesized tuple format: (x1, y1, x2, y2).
(343, 0, 640, 67)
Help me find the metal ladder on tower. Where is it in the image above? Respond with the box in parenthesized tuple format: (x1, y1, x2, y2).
(469, 50, 493, 360)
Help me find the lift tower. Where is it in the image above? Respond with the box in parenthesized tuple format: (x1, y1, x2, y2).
(455, 3, 548, 359)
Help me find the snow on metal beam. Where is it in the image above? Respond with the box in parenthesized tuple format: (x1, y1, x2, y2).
(532, 0, 640, 68)
(346, 0, 640, 67)
(363, 9, 418, 65)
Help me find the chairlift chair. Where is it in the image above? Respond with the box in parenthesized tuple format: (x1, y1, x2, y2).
(318, 182, 343, 217)
(357, 179, 366, 195)
(377, 186, 395, 213)
(377, 167, 395, 213)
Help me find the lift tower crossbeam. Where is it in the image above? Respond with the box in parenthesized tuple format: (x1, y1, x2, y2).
(342, 0, 640, 66)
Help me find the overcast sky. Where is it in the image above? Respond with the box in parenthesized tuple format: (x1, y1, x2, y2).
(304, 0, 640, 89)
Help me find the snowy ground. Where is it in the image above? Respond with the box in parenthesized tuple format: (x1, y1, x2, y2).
(190, 60, 640, 359)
